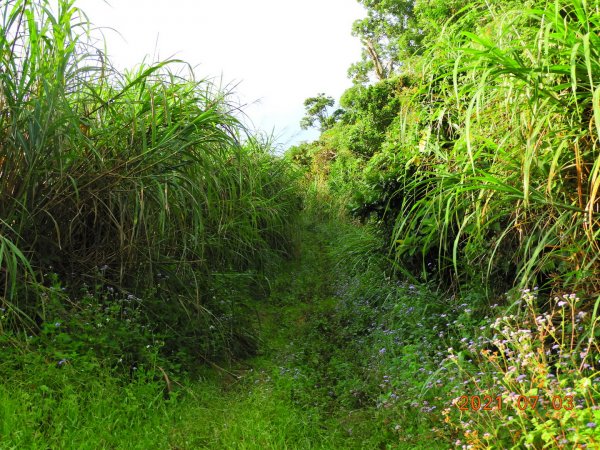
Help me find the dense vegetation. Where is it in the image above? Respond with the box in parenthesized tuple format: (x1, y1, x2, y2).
(1, 0, 599, 448)
(294, 0, 600, 295)
(289, 0, 600, 447)
(0, 0, 300, 367)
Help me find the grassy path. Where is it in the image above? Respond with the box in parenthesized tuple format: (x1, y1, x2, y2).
(168, 221, 355, 449)
(3, 218, 596, 449)
(0, 221, 347, 450)
(165, 219, 447, 449)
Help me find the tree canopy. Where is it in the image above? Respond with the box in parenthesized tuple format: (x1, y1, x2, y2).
(300, 93, 344, 132)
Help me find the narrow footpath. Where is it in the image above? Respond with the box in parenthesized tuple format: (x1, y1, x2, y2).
(165, 219, 444, 449)
(167, 220, 349, 449)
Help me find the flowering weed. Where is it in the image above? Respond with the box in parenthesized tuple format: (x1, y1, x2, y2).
(443, 290, 600, 448)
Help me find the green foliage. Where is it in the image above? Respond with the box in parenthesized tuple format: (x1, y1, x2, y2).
(349, 0, 471, 82)
(271, 216, 599, 449)
(3, 0, 600, 448)
(291, 2, 600, 446)
(350, 0, 419, 82)
(0, 0, 301, 367)
(386, 0, 600, 292)
(308, 0, 600, 295)
(338, 76, 406, 157)
(0, 365, 174, 449)
(300, 93, 344, 132)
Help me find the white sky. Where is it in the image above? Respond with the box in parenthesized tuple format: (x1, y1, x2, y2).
(76, 0, 365, 150)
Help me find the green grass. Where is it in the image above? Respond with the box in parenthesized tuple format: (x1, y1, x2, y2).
(0, 0, 300, 367)
(2, 207, 597, 449)
(386, 0, 600, 294)
(0, 216, 356, 449)
(0, 367, 172, 449)
(2, 1, 600, 449)
(0, 215, 447, 449)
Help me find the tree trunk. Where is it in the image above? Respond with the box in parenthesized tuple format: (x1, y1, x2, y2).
(364, 39, 386, 80)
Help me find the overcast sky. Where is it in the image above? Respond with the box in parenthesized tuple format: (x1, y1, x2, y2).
(76, 0, 365, 150)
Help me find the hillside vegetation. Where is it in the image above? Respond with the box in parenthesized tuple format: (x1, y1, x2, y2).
(293, 0, 600, 295)
(288, 0, 600, 447)
(0, 0, 599, 449)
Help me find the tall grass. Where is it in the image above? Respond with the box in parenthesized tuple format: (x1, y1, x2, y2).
(0, 0, 300, 360)
(388, 0, 600, 297)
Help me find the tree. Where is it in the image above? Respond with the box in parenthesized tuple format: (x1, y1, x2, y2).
(349, 0, 468, 83)
(349, 0, 416, 83)
(300, 93, 344, 132)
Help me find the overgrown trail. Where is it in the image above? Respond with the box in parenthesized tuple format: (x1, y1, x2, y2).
(169, 220, 353, 448)
(0, 217, 444, 449)
(4, 1, 600, 448)
(168, 218, 444, 449)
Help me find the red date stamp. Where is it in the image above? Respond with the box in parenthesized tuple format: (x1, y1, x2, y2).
(455, 395, 574, 411)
